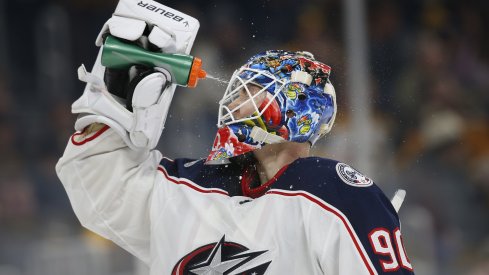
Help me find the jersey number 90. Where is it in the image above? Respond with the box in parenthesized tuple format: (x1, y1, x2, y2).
(368, 228, 413, 272)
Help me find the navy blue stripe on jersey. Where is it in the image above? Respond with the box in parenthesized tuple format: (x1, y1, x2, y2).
(157, 165, 229, 196)
(159, 157, 247, 197)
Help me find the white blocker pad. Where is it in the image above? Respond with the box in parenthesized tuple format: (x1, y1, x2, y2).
(95, 0, 200, 55)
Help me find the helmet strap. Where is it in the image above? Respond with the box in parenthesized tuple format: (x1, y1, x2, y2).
(250, 127, 285, 144)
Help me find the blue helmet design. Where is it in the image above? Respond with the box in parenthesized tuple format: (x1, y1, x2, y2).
(207, 50, 337, 164)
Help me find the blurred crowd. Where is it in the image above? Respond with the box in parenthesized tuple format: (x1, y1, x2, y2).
(0, 0, 488, 274)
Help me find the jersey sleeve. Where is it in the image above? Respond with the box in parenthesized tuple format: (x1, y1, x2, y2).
(295, 159, 415, 274)
(303, 199, 377, 275)
(55, 125, 163, 264)
(311, 187, 414, 275)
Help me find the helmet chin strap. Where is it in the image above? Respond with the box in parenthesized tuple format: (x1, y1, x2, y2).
(250, 126, 285, 144)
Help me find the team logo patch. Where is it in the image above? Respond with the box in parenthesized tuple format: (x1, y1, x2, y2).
(336, 163, 373, 187)
(172, 235, 271, 275)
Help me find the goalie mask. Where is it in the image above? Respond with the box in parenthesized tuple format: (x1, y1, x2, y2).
(206, 50, 337, 164)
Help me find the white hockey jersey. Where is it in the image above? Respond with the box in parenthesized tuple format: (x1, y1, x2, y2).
(56, 126, 415, 274)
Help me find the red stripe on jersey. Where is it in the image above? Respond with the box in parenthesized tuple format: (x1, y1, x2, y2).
(266, 190, 377, 275)
(71, 125, 110, 146)
(158, 166, 229, 196)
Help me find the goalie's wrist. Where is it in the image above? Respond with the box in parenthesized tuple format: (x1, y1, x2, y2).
(80, 123, 107, 137)
(71, 123, 108, 144)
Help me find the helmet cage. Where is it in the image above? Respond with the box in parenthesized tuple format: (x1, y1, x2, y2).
(218, 67, 288, 127)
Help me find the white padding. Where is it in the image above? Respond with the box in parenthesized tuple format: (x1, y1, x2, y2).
(73, 65, 133, 130)
(290, 71, 313, 86)
(73, 63, 174, 150)
(96, 16, 147, 46)
(111, 0, 200, 54)
(324, 82, 336, 97)
(109, 16, 146, 41)
(75, 114, 137, 151)
(131, 72, 167, 108)
(148, 26, 176, 53)
(320, 82, 337, 135)
(76, 0, 201, 150)
(131, 83, 176, 148)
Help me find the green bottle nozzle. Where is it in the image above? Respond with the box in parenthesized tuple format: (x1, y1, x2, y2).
(101, 35, 206, 88)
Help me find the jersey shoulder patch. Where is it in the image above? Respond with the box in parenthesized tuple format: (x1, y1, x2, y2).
(335, 162, 373, 187)
(274, 157, 408, 274)
(273, 157, 392, 215)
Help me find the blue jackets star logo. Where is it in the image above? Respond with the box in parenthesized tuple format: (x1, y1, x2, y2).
(172, 236, 271, 275)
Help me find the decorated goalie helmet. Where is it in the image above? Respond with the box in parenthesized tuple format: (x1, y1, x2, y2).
(206, 50, 337, 164)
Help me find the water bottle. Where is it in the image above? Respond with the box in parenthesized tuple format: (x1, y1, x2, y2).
(101, 35, 206, 88)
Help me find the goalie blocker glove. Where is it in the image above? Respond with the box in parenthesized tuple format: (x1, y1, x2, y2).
(70, 0, 200, 150)
(73, 64, 173, 150)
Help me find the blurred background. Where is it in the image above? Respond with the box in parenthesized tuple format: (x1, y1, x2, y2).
(0, 0, 488, 274)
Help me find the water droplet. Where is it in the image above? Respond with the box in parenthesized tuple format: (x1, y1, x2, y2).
(206, 74, 229, 85)
(289, 185, 293, 189)
(252, 35, 255, 38)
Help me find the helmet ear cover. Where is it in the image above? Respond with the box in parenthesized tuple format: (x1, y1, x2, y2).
(290, 70, 313, 86)
(207, 50, 336, 164)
